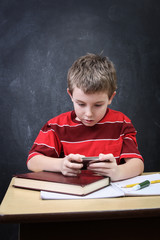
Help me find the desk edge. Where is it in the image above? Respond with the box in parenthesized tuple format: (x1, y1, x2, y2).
(0, 208, 160, 223)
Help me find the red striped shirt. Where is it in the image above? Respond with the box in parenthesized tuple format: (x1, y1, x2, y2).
(27, 108, 143, 164)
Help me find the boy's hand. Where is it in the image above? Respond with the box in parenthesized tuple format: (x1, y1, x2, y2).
(87, 153, 120, 181)
(61, 154, 84, 176)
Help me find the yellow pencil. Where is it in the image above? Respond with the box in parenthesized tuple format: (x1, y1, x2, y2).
(122, 180, 160, 188)
(151, 180, 160, 184)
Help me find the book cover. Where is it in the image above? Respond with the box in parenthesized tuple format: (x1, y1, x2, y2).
(13, 170, 110, 196)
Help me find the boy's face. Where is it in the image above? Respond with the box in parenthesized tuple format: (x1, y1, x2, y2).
(68, 87, 115, 127)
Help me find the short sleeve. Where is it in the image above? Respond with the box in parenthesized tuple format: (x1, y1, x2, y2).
(27, 122, 62, 162)
(120, 120, 143, 162)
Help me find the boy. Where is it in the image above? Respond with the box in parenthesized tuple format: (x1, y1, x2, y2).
(27, 53, 144, 181)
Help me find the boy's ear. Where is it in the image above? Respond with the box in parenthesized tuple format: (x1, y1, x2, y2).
(108, 91, 116, 105)
(67, 88, 73, 100)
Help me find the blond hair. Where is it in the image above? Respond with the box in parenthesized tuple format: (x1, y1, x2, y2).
(67, 53, 117, 99)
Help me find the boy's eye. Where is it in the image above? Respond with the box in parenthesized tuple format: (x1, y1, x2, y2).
(77, 103, 102, 107)
(95, 104, 102, 107)
(78, 103, 85, 106)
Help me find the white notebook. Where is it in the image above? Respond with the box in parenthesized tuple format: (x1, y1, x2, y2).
(41, 173, 160, 200)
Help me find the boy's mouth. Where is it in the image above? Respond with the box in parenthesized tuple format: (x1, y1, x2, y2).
(83, 119, 94, 124)
(85, 119, 93, 122)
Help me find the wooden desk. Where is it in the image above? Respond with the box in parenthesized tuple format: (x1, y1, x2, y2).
(0, 177, 160, 240)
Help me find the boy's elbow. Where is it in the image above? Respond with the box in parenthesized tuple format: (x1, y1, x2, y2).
(27, 155, 44, 172)
(27, 159, 33, 171)
(136, 158, 144, 175)
(125, 157, 144, 175)
(27, 157, 38, 172)
(140, 159, 144, 174)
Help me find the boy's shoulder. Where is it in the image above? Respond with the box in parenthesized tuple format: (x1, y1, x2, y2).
(103, 108, 131, 123)
(47, 111, 76, 126)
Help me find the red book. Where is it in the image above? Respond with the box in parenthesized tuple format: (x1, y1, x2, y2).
(13, 170, 110, 196)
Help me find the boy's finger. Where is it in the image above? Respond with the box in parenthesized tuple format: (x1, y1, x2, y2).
(67, 160, 83, 169)
(67, 154, 83, 163)
(99, 153, 115, 162)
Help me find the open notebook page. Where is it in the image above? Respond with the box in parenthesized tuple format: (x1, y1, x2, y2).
(113, 173, 160, 196)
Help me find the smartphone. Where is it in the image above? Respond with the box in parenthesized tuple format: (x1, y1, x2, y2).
(81, 157, 109, 170)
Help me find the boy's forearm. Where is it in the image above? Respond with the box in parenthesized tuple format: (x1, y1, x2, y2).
(117, 158, 144, 181)
(27, 155, 63, 173)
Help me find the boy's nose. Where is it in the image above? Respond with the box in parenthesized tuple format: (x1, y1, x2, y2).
(85, 107, 93, 117)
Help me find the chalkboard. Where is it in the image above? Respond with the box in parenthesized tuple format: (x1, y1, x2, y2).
(0, 0, 160, 238)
